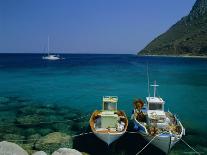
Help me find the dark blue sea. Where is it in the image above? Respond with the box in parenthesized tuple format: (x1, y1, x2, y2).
(0, 54, 207, 154)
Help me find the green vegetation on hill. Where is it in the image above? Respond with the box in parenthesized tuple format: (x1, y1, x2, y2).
(138, 0, 207, 56)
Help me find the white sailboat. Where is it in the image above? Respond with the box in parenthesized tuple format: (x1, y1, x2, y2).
(132, 81, 185, 154)
(42, 37, 60, 60)
(90, 96, 128, 145)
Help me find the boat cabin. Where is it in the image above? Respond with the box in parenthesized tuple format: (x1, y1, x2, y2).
(95, 96, 124, 131)
(102, 96, 118, 111)
(146, 97, 165, 111)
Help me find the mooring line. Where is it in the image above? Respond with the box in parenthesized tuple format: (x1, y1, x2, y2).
(0, 113, 91, 127)
(181, 138, 200, 155)
(136, 134, 159, 155)
(0, 132, 93, 143)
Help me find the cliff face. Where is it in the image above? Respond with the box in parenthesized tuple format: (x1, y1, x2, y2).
(138, 0, 207, 56)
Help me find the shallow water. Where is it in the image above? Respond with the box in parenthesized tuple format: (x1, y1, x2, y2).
(0, 54, 207, 154)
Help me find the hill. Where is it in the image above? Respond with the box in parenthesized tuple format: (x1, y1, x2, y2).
(138, 0, 207, 56)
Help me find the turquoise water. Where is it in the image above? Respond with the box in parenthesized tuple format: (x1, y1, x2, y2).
(0, 54, 207, 154)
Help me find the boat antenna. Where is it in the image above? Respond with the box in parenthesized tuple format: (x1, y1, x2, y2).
(147, 63, 150, 97)
(151, 80, 159, 97)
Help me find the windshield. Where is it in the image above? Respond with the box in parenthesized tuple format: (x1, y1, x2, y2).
(149, 103, 163, 110)
(103, 102, 117, 111)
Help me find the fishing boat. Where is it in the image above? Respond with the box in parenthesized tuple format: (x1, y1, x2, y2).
(90, 96, 128, 145)
(132, 81, 185, 154)
(42, 37, 60, 60)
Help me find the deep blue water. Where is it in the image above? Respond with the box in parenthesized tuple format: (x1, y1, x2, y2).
(0, 54, 207, 154)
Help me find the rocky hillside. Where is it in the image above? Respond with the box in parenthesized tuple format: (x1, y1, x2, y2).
(138, 0, 207, 56)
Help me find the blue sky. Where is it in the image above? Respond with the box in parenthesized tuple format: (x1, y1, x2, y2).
(0, 0, 196, 54)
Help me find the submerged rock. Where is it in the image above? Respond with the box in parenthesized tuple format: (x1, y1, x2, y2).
(33, 151, 47, 155)
(0, 141, 28, 155)
(0, 96, 10, 104)
(35, 132, 72, 154)
(52, 148, 82, 155)
(38, 128, 54, 136)
(16, 114, 43, 125)
(2, 134, 25, 144)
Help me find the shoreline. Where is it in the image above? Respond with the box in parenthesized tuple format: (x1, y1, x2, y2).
(138, 54, 207, 59)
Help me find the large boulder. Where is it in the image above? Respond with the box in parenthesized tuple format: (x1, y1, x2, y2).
(35, 132, 72, 154)
(32, 151, 47, 155)
(52, 148, 82, 155)
(0, 141, 28, 155)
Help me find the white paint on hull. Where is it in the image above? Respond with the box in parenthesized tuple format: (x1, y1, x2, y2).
(94, 131, 125, 145)
(141, 133, 180, 154)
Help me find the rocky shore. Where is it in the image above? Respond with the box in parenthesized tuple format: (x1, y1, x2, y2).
(0, 141, 84, 155)
(0, 96, 90, 154)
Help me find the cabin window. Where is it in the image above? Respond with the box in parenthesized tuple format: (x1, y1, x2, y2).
(103, 102, 117, 111)
(149, 103, 163, 110)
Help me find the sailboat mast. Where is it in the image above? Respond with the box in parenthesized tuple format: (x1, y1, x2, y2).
(47, 36, 50, 55)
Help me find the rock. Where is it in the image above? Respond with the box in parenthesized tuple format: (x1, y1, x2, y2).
(33, 151, 47, 155)
(3, 134, 25, 144)
(52, 123, 72, 133)
(19, 143, 36, 155)
(28, 133, 41, 140)
(0, 141, 28, 155)
(35, 132, 73, 154)
(25, 128, 38, 136)
(16, 114, 43, 125)
(38, 128, 54, 136)
(52, 148, 82, 155)
(0, 96, 9, 104)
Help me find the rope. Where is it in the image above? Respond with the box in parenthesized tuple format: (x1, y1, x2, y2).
(0, 132, 93, 143)
(181, 138, 200, 155)
(0, 114, 90, 127)
(136, 134, 160, 155)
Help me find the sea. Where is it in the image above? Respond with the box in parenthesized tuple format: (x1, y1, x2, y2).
(0, 53, 207, 155)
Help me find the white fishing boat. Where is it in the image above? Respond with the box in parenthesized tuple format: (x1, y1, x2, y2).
(42, 37, 61, 60)
(90, 96, 128, 145)
(132, 81, 185, 154)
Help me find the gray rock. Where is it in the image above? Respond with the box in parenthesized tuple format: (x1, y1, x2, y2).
(33, 151, 47, 155)
(52, 148, 82, 155)
(0, 141, 28, 155)
(35, 132, 73, 154)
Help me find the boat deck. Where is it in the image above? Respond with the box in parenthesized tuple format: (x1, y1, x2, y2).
(90, 110, 128, 133)
(135, 110, 182, 135)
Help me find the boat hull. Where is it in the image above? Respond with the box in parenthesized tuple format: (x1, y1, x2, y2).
(143, 133, 171, 154)
(42, 57, 60, 60)
(94, 131, 125, 145)
(134, 119, 182, 154)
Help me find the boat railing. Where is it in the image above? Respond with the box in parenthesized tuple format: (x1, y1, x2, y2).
(134, 117, 148, 134)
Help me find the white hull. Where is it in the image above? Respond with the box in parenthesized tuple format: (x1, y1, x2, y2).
(143, 133, 177, 154)
(94, 131, 125, 145)
(134, 119, 184, 154)
(42, 57, 60, 60)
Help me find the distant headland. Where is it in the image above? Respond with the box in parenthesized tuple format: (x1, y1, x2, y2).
(138, 0, 207, 56)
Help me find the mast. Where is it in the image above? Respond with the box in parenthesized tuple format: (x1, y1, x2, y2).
(151, 80, 159, 97)
(147, 63, 150, 97)
(47, 36, 50, 55)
